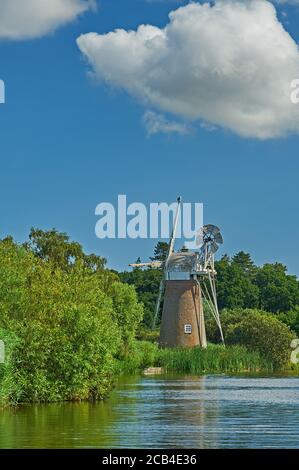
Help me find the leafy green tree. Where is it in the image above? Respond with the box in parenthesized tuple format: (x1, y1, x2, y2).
(232, 251, 256, 276)
(215, 255, 259, 310)
(256, 263, 299, 312)
(26, 228, 106, 272)
(277, 307, 299, 336)
(108, 282, 143, 351)
(120, 268, 162, 328)
(214, 253, 299, 314)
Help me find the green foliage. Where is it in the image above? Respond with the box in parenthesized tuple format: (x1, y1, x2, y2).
(0, 328, 22, 406)
(215, 254, 299, 313)
(215, 254, 260, 310)
(277, 307, 299, 336)
(256, 263, 299, 312)
(26, 228, 106, 272)
(119, 241, 168, 328)
(136, 325, 160, 343)
(0, 234, 143, 405)
(120, 341, 159, 373)
(207, 309, 295, 370)
(108, 282, 143, 351)
(119, 267, 162, 328)
(158, 344, 272, 374)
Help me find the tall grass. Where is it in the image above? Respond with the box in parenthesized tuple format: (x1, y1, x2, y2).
(120, 341, 274, 375)
(158, 344, 273, 374)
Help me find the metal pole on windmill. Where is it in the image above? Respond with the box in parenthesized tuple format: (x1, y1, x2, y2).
(196, 281, 208, 349)
(152, 196, 182, 329)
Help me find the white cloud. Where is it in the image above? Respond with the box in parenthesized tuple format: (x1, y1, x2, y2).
(77, 0, 299, 139)
(275, 1, 299, 4)
(143, 110, 191, 135)
(0, 0, 94, 40)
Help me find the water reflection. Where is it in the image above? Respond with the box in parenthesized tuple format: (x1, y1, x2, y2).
(0, 375, 299, 448)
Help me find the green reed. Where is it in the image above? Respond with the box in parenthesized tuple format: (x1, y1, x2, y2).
(120, 341, 274, 374)
(157, 344, 273, 374)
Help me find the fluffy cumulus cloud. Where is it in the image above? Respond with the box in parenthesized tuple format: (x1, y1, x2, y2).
(77, 0, 299, 139)
(0, 0, 94, 40)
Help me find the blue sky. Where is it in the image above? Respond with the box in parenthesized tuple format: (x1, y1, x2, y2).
(0, 0, 299, 274)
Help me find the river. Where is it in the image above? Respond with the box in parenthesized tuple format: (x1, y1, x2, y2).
(0, 375, 299, 448)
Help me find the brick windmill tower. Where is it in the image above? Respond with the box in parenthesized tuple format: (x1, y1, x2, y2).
(130, 197, 224, 348)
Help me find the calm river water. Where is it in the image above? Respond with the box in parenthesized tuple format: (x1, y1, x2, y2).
(1, 375, 299, 448)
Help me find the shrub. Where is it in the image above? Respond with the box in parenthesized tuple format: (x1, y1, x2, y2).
(222, 310, 294, 369)
(206, 309, 295, 370)
(0, 239, 143, 405)
(277, 308, 299, 336)
(206, 308, 269, 343)
(120, 341, 159, 373)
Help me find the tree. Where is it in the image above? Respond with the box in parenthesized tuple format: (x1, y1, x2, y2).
(256, 263, 299, 312)
(232, 251, 256, 276)
(277, 307, 299, 336)
(26, 228, 106, 272)
(132, 257, 142, 271)
(150, 242, 169, 262)
(119, 268, 162, 328)
(215, 255, 259, 310)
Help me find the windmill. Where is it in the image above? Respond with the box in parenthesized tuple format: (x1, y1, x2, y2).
(129, 197, 224, 348)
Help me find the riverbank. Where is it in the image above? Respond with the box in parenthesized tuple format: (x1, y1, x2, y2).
(120, 342, 276, 375)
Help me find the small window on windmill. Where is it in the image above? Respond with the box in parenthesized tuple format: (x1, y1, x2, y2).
(184, 324, 192, 334)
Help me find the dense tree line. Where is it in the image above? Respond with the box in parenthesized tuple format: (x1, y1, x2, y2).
(216, 252, 299, 313)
